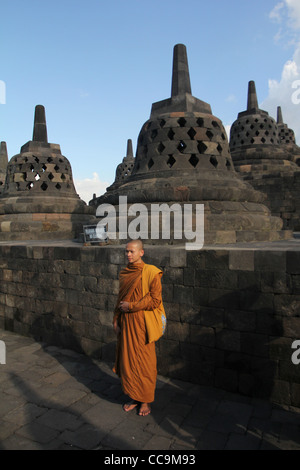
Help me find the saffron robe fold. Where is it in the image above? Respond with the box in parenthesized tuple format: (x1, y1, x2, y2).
(113, 261, 163, 403)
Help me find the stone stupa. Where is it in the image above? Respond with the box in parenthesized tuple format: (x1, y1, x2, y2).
(229, 81, 300, 231)
(0, 141, 8, 195)
(0, 105, 96, 240)
(92, 44, 291, 244)
(105, 139, 135, 192)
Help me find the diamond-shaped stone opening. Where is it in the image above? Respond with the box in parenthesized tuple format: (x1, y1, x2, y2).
(26, 182, 34, 190)
(206, 130, 214, 140)
(34, 156, 39, 163)
(197, 118, 204, 127)
(48, 173, 54, 181)
(177, 140, 186, 153)
(41, 182, 48, 191)
(187, 128, 196, 140)
(168, 129, 175, 140)
(148, 158, 154, 169)
(212, 121, 220, 129)
(55, 183, 61, 190)
(47, 157, 53, 163)
(210, 156, 218, 168)
(42, 164, 47, 172)
(30, 164, 35, 172)
(61, 174, 66, 181)
(189, 154, 199, 168)
(157, 142, 165, 154)
(159, 119, 166, 128)
(54, 164, 60, 172)
(226, 158, 231, 170)
(151, 129, 158, 140)
(178, 117, 186, 127)
(197, 141, 207, 153)
(217, 144, 223, 154)
(34, 173, 40, 181)
(261, 137, 266, 143)
(167, 155, 176, 168)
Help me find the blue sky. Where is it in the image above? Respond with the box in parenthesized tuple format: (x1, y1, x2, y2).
(1, 0, 300, 203)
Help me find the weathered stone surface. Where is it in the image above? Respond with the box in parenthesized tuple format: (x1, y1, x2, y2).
(230, 83, 300, 231)
(91, 45, 291, 245)
(0, 106, 96, 241)
(0, 141, 8, 195)
(0, 242, 299, 407)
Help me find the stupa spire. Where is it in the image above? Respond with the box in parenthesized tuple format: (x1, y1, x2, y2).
(171, 44, 192, 97)
(277, 106, 284, 124)
(247, 80, 259, 111)
(126, 138, 133, 159)
(0, 141, 8, 168)
(33, 105, 48, 143)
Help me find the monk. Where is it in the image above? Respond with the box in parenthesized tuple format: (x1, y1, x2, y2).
(113, 239, 164, 416)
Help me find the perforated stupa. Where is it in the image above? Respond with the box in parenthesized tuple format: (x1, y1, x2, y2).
(93, 44, 292, 244)
(0, 105, 96, 240)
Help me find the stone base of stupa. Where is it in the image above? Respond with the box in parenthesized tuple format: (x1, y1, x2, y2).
(0, 195, 96, 241)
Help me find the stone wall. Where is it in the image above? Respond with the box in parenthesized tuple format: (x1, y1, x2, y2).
(0, 243, 299, 407)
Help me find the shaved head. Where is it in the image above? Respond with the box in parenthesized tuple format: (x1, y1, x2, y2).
(125, 239, 144, 264)
(127, 239, 143, 250)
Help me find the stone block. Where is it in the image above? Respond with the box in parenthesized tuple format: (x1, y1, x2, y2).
(239, 291, 274, 313)
(261, 272, 291, 294)
(287, 251, 300, 274)
(183, 267, 195, 286)
(186, 251, 205, 269)
(291, 383, 300, 407)
(170, 248, 186, 268)
(254, 251, 286, 272)
(165, 321, 189, 342)
(282, 317, 300, 337)
(240, 332, 269, 357)
(209, 288, 239, 310)
(173, 285, 193, 305)
(225, 310, 255, 332)
(216, 329, 240, 352)
(203, 250, 229, 270)
(199, 307, 224, 328)
(190, 324, 215, 347)
(274, 294, 300, 316)
(229, 250, 254, 271)
(269, 336, 293, 361)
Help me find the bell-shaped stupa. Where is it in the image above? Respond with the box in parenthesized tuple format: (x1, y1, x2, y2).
(229, 82, 300, 231)
(94, 45, 291, 244)
(106, 139, 135, 191)
(0, 141, 8, 195)
(0, 105, 96, 240)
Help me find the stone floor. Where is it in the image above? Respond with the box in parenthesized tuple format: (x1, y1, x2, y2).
(0, 328, 299, 451)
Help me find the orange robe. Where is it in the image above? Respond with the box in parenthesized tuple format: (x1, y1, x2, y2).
(113, 261, 163, 403)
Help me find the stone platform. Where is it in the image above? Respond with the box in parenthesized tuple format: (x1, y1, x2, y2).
(0, 328, 299, 450)
(0, 237, 299, 409)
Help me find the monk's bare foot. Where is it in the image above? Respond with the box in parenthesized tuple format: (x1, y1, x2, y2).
(123, 400, 138, 412)
(139, 403, 151, 416)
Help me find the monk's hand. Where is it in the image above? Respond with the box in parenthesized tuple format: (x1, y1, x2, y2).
(119, 301, 130, 313)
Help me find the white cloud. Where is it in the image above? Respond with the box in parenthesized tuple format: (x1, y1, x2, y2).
(74, 172, 109, 204)
(261, 1, 300, 143)
(269, 2, 285, 23)
(286, 0, 300, 29)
